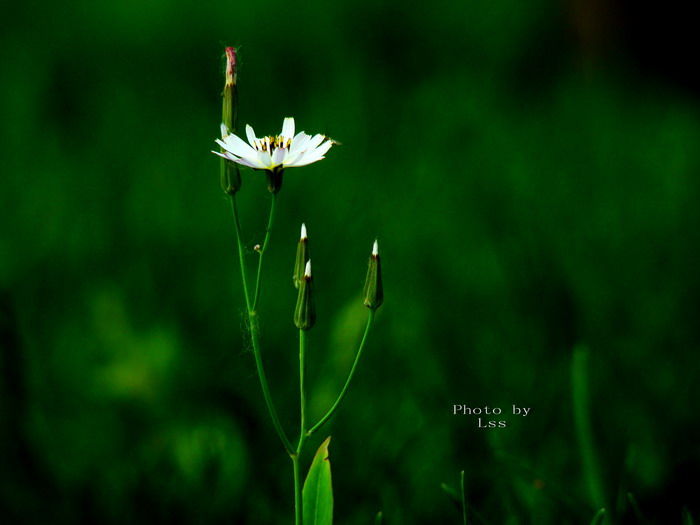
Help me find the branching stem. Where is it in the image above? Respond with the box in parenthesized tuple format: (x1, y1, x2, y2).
(308, 309, 375, 435)
(229, 193, 292, 454)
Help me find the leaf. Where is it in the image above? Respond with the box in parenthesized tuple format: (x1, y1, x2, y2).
(627, 492, 649, 525)
(440, 482, 461, 507)
(374, 511, 383, 525)
(590, 508, 605, 525)
(303, 436, 333, 525)
(682, 507, 696, 525)
(441, 470, 467, 524)
(442, 475, 493, 525)
(460, 470, 467, 525)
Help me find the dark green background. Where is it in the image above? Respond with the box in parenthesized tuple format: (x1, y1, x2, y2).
(2, 1, 699, 523)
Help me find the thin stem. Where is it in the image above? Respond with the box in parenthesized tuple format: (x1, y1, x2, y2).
(229, 193, 293, 454)
(308, 309, 375, 436)
(299, 329, 308, 442)
(292, 453, 303, 525)
(460, 470, 467, 525)
(293, 328, 309, 525)
(249, 312, 294, 454)
(252, 193, 277, 312)
(571, 344, 606, 515)
(229, 195, 252, 310)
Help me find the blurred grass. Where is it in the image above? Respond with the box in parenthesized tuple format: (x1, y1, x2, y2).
(2, 0, 700, 523)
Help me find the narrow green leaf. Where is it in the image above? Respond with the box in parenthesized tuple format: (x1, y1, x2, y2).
(442, 475, 493, 525)
(682, 506, 695, 525)
(374, 510, 383, 525)
(627, 492, 648, 525)
(460, 470, 467, 525)
(590, 508, 605, 525)
(440, 482, 461, 505)
(572, 344, 606, 511)
(303, 436, 333, 525)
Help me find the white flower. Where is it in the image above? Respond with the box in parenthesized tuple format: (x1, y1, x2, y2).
(213, 117, 334, 171)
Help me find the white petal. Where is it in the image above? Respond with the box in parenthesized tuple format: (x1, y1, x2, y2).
(288, 140, 332, 167)
(284, 150, 303, 165)
(271, 147, 287, 166)
(246, 124, 257, 146)
(306, 133, 326, 150)
(285, 134, 330, 166)
(213, 150, 258, 168)
(281, 117, 295, 140)
(220, 123, 229, 138)
(221, 133, 259, 160)
(285, 135, 310, 164)
(285, 151, 306, 167)
(289, 132, 311, 155)
(233, 155, 265, 169)
(288, 156, 321, 167)
(257, 150, 272, 169)
(306, 138, 333, 158)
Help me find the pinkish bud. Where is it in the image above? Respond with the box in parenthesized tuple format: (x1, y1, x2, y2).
(220, 46, 240, 194)
(225, 46, 237, 87)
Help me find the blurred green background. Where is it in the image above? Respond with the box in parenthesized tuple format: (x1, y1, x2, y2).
(2, 0, 700, 523)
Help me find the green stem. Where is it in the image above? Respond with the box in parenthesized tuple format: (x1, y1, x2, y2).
(292, 452, 303, 525)
(229, 194, 292, 455)
(299, 329, 308, 443)
(229, 195, 251, 309)
(571, 344, 606, 515)
(308, 309, 375, 435)
(253, 193, 277, 312)
(460, 470, 467, 525)
(293, 328, 309, 525)
(249, 312, 294, 454)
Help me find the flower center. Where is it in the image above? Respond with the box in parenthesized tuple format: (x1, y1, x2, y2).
(253, 135, 292, 152)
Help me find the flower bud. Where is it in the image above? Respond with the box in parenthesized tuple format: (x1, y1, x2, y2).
(294, 260, 316, 330)
(222, 46, 237, 131)
(293, 223, 309, 289)
(220, 47, 241, 195)
(220, 125, 242, 194)
(363, 240, 383, 310)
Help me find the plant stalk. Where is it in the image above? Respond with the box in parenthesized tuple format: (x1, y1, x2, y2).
(572, 344, 606, 515)
(293, 328, 309, 525)
(308, 309, 375, 435)
(253, 193, 277, 312)
(229, 193, 292, 454)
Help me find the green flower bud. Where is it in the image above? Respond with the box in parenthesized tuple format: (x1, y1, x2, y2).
(221, 156, 242, 195)
(294, 260, 316, 330)
(363, 240, 383, 310)
(220, 47, 242, 194)
(293, 224, 309, 289)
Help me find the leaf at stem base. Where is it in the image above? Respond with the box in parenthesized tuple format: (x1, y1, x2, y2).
(303, 436, 333, 525)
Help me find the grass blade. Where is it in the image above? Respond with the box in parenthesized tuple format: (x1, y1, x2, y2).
(590, 508, 606, 525)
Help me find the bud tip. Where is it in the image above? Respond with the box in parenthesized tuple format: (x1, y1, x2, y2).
(225, 47, 237, 86)
(363, 239, 383, 310)
(301, 223, 307, 240)
(305, 260, 312, 278)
